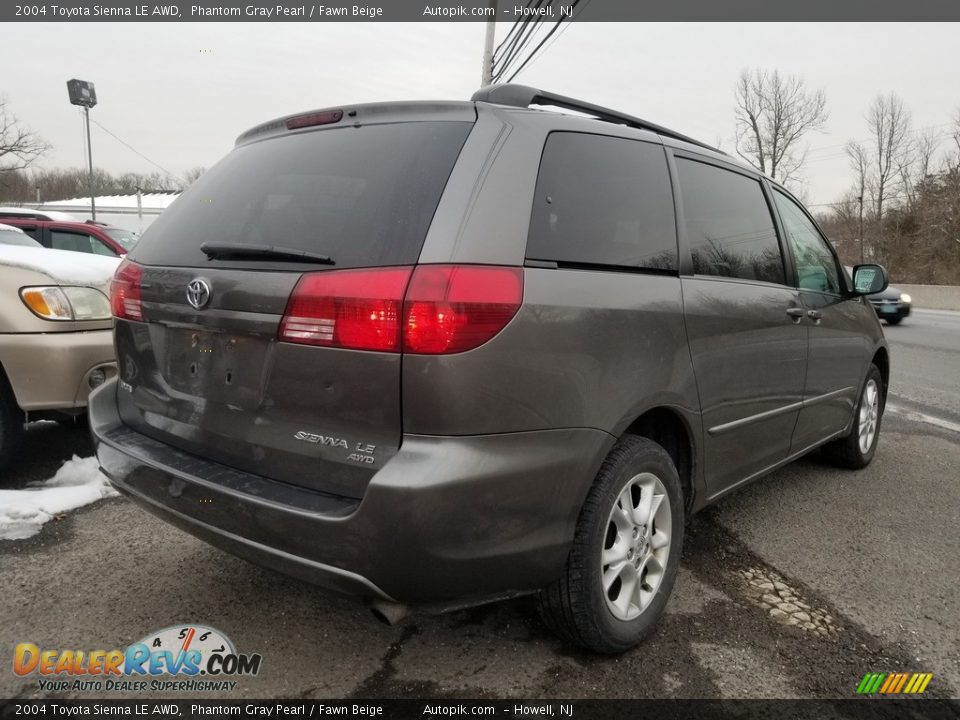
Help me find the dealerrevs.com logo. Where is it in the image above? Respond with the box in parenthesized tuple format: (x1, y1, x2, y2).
(14, 624, 262, 693)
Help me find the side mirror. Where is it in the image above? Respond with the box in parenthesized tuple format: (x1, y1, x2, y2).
(851, 264, 889, 295)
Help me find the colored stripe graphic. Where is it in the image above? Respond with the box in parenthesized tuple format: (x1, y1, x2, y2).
(856, 672, 932, 694)
(879, 674, 897, 693)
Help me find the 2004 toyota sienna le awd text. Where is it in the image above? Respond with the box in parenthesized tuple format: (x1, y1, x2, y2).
(89, 85, 891, 653)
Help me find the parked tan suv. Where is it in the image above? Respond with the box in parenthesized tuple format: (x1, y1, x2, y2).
(0, 245, 119, 471)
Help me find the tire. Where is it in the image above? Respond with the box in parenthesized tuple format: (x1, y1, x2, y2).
(0, 367, 25, 474)
(821, 364, 884, 469)
(885, 317, 902, 326)
(538, 435, 685, 654)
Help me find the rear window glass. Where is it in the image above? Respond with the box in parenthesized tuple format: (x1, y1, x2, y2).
(132, 121, 473, 268)
(527, 132, 677, 271)
(0, 229, 41, 247)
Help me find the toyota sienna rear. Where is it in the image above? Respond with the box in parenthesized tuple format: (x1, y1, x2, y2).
(90, 85, 891, 653)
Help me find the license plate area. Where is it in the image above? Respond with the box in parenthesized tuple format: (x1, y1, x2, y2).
(163, 328, 268, 407)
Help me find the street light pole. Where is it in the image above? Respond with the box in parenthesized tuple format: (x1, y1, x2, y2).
(67, 78, 98, 221)
(84, 106, 96, 221)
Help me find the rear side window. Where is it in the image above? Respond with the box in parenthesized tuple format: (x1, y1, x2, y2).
(132, 121, 473, 268)
(676, 158, 785, 285)
(527, 132, 677, 271)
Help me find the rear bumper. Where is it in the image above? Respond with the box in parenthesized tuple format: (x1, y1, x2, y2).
(89, 378, 613, 609)
(0, 329, 116, 411)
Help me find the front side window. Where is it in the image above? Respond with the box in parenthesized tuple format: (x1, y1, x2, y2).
(676, 158, 784, 285)
(773, 190, 841, 294)
(527, 132, 677, 271)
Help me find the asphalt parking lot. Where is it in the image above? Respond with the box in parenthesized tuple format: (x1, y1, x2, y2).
(2, 309, 958, 701)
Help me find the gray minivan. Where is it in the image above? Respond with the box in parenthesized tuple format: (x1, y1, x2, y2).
(89, 85, 890, 653)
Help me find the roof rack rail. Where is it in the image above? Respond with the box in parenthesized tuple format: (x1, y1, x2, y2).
(471, 84, 724, 155)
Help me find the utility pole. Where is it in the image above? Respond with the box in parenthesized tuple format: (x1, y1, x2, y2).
(84, 106, 96, 220)
(480, 1, 497, 87)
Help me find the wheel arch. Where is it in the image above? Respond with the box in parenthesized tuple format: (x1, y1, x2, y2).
(871, 346, 889, 399)
(621, 407, 696, 512)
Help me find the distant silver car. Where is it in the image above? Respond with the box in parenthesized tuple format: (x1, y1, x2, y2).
(0, 245, 119, 471)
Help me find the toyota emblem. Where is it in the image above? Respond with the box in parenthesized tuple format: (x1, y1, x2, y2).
(186, 278, 211, 310)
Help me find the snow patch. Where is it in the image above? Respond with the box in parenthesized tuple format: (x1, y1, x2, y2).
(0, 455, 118, 541)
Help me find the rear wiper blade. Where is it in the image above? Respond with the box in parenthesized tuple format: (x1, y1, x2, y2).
(200, 242, 335, 265)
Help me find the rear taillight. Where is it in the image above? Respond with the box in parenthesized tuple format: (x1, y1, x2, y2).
(279, 267, 411, 352)
(403, 265, 523, 354)
(111, 259, 144, 321)
(279, 265, 523, 354)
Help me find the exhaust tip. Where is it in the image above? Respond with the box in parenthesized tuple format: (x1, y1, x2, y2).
(370, 601, 410, 626)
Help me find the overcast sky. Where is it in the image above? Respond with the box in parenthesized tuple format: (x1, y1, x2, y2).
(2, 22, 958, 207)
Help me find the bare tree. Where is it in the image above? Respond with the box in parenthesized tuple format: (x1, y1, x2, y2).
(863, 93, 912, 266)
(0, 97, 50, 174)
(846, 140, 870, 262)
(866, 92, 912, 222)
(900, 127, 939, 206)
(950, 109, 960, 169)
(734, 68, 828, 185)
(183, 166, 207, 186)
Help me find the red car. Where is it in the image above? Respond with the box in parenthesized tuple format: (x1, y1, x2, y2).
(0, 215, 136, 257)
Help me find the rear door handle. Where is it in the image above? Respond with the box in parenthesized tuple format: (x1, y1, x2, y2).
(807, 310, 823, 321)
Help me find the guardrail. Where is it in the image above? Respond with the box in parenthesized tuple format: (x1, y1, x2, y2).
(895, 284, 960, 311)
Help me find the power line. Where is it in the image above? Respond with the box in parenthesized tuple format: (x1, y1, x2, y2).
(804, 193, 914, 209)
(492, 0, 535, 64)
(88, 117, 182, 182)
(803, 121, 957, 159)
(506, 0, 593, 80)
(504, 7, 578, 84)
(493, 11, 546, 82)
(492, 0, 544, 72)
